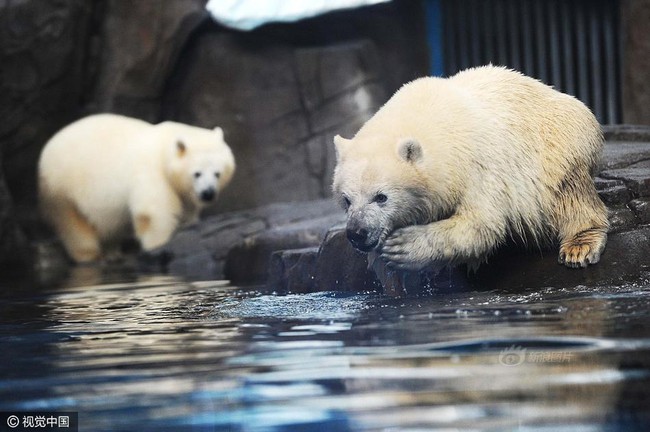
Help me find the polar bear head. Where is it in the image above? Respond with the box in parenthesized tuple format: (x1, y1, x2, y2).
(160, 122, 235, 208)
(332, 135, 440, 252)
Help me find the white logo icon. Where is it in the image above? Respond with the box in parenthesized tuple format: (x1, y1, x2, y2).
(6, 415, 19, 428)
(499, 345, 527, 366)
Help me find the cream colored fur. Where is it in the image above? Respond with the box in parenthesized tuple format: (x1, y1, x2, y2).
(332, 65, 608, 270)
(38, 114, 235, 263)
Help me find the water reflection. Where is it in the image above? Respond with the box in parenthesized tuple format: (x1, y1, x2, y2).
(1, 273, 650, 431)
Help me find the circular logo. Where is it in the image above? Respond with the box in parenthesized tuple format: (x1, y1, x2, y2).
(7, 415, 19, 428)
(498, 345, 527, 366)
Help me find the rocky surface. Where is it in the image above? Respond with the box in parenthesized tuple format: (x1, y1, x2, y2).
(140, 199, 345, 282)
(90, 0, 208, 121)
(0, 0, 96, 213)
(602, 124, 650, 143)
(621, 0, 650, 125)
(0, 152, 30, 275)
(135, 131, 650, 297)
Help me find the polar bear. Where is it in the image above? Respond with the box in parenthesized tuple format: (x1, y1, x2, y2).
(332, 65, 608, 271)
(38, 114, 235, 263)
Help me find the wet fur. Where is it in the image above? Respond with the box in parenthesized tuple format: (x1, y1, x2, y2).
(333, 65, 609, 271)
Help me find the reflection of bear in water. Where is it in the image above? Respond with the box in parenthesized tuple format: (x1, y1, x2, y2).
(333, 65, 608, 271)
(38, 114, 235, 263)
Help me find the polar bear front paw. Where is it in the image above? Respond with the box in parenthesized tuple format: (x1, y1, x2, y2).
(381, 226, 435, 271)
(558, 229, 607, 268)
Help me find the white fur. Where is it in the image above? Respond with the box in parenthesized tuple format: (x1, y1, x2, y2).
(38, 114, 235, 262)
(333, 65, 608, 270)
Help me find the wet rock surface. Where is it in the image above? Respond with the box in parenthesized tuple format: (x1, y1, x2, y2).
(135, 135, 650, 296)
(140, 199, 344, 282)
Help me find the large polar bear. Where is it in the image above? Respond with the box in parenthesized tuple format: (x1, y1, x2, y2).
(332, 65, 608, 271)
(38, 114, 235, 263)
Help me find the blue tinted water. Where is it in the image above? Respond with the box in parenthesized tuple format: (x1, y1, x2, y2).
(1, 268, 650, 431)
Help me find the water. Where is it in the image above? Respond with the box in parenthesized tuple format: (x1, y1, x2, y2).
(2, 268, 650, 431)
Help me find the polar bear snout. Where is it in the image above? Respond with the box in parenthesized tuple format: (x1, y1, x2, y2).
(192, 169, 221, 204)
(346, 222, 379, 252)
(346, 226, 370, 251)
(200, 188, 216, 202)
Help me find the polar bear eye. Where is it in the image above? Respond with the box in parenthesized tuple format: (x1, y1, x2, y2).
(342, 196, 351, 210)
(214, 172, 221, 179)
(374, 193, 388, 204)
(194, 172, 201, 178)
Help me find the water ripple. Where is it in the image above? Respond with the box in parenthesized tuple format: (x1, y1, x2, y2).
(1, 277, 650, 430)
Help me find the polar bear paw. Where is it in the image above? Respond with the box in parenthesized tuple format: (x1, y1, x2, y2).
(381, 225, 436, 271)
(558, 229, 607, 268)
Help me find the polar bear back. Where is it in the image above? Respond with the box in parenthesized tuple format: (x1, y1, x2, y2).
(357, 66, 600, 167)
(449, 66, 602, 171)
(38, 114, 164, 239)
(354, 66, 602, 196)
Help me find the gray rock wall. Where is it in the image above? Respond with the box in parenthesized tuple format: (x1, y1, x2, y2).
(0, 151, 29, 273)
(164, 37, 387, 211)
(0, 0, 96, 212)
(89, 0, 208, 120)
(621, 0, 650, 125)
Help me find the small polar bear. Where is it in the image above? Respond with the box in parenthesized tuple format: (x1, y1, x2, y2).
(38, 114, 235, 263)
(332, 65, 608, 271)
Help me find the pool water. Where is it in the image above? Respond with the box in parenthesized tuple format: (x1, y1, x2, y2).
(1, 267, 650, 431)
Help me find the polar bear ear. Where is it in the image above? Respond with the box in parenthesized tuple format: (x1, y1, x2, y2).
(176, 139, 187, 158)
(333, 135, 351, 161)
(213, 126, 224, 141)
(397, 138, 423, 164)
